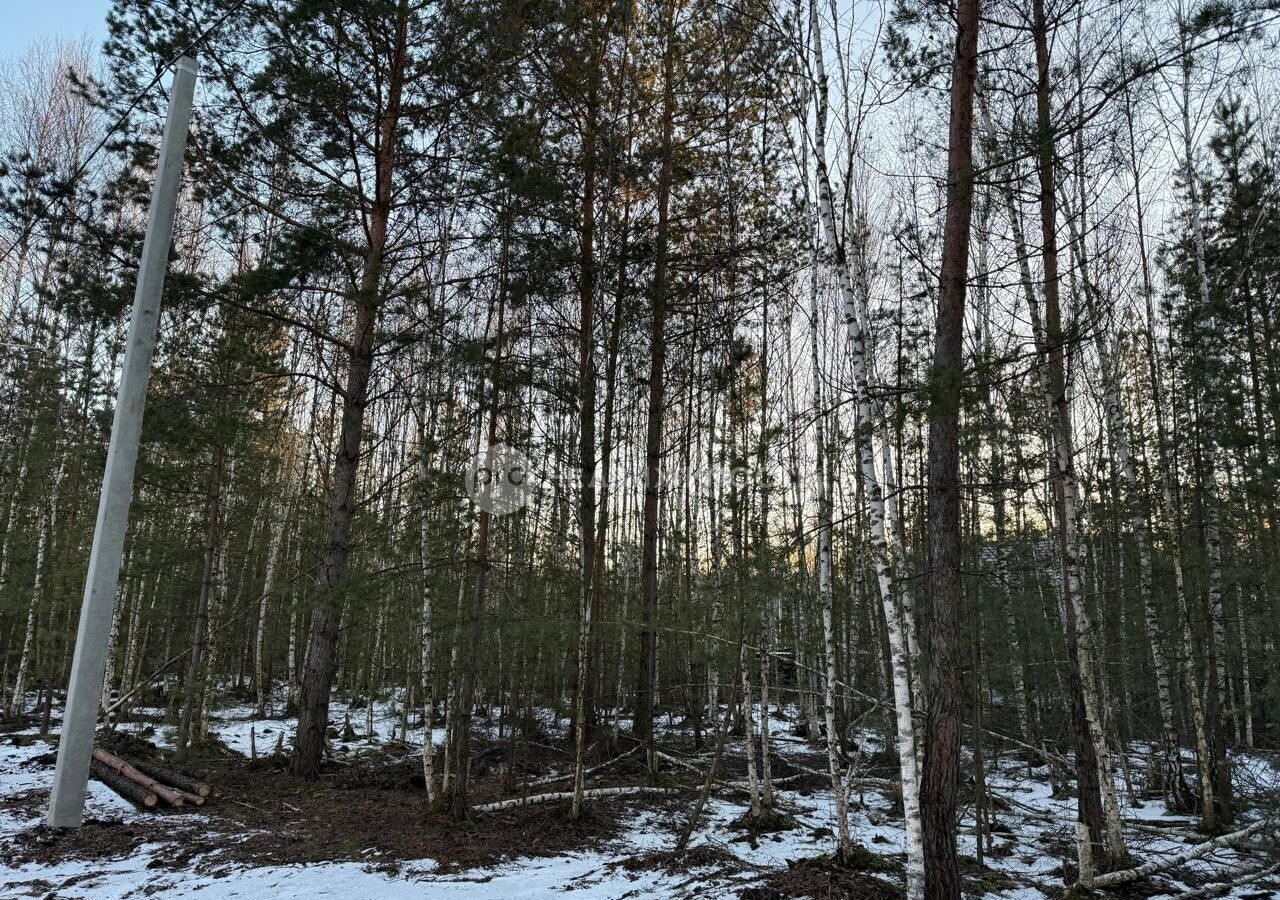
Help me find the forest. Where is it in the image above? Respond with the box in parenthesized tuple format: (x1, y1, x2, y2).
(1, 0, 1279, 898)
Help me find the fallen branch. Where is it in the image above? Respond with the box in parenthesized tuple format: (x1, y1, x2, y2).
(1090, 818, 1272, 888)
(529, 746, 640, 786)
(656, 751, 703, 775)
(472, 785, 678, 814)
(780, 757, 896, 794)
(998, 801, 1196, 837)
(90, 759, 157, 808)
(1166, 859, 1280, 899)
(92, 748, 185, 807)
(727, 772, 810, 789)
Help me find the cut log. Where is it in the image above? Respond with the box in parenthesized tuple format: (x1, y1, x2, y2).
(169, 785, 206, 806)
(90, 759, 157, 808)
(472, 785, 677, 814)
(92, 748, 184, 807)
(129, 759, 211, 798)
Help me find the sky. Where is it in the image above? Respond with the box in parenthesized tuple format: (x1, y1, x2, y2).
(1, 0, 110, 58)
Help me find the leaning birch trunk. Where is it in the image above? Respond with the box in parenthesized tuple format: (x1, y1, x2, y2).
(1090, 819, 1272, 888)
(810, 6, 922, 892)
(675, 676, 739, 851)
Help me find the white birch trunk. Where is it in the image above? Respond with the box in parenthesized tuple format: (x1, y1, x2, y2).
(122, 567, 151, 698)
(9, 455, 65, 717)
(740, 641, 761, 818)
(419, 498, 438, 805)
(809, 210, 849, 861)
(984, 124, 1123, 858)
(1090, 819, 1271, 888)
(1203, 457, 1228, 721)
(974, 202, 1031, 747)
(1178, 42, 1222, 829)
(1166, 470, 1214, 822)
(1065, 203, 1185, 806)
(199, 545, 227, 742)
(810, 7, 922, 892)
(101, 542, 132, 715)
(255, 507, 286, 717)
(9, 597, 40, 718)
(286, 590, 300, 712)
(571, 551, 594, 818)
(1026, 279, 1124, 861)
(758, 600, 774, 808)
(1237, 589, 1253, 748)
(880, 430, 923, 743)
(441, 577, 466, 795)
(0, 453, 30, 593)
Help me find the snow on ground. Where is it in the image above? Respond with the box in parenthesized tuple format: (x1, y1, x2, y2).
(112, 692, 458, 759)
(3, 701, 1279, 899)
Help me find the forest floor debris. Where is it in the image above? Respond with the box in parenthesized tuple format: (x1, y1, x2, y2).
(1, 701, 1278, 899)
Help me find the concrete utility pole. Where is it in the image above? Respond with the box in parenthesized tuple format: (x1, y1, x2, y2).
(47, 55, 198, 828)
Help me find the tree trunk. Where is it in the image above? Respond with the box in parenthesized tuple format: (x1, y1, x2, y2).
(1030, 0, 1121, 866)
(919, 0, 980, 895)
(255, 502, 286, 718)
(572, 11, 604, 816)
(178, 445, 225, 754)
(634, 0, 675, 776)
(291, 7, 408, 780)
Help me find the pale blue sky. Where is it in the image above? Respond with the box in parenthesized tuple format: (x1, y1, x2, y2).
(1, 0, 111, 57)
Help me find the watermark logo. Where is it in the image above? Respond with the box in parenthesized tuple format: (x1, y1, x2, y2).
(464, 443, 538, 515)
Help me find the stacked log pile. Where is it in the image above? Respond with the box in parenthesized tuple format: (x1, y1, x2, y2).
(90, 747, 211, 810)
